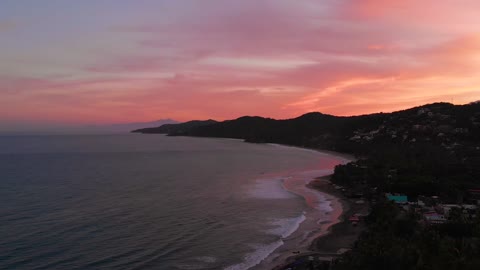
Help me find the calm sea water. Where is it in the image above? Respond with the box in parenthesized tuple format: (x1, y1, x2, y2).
(0, 134, 343, 270)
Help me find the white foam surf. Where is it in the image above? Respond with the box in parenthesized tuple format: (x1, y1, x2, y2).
(175, 264, 208, 270)
(267, 143, 320, 154)
(247, 178, 296, 199)
(267, 213, 307, 239)
(195, 256, 218, 263)
(223, 240, 284, 270)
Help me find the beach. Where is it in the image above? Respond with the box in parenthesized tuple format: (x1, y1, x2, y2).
(239, 147, 363, 270)
(266, 173, 368, 270)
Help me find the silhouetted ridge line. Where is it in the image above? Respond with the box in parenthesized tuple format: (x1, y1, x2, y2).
(132, 120, 217, 134)
(133, 102, 480, 154)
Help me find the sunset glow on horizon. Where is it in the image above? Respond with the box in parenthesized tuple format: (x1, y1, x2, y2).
(1, 0, 480, 131)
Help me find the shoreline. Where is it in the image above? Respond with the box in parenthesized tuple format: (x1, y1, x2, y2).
(266, 143, 356, 163)
(307, 176, 366, 253)
(143, 135, 360, 269)
(268, 173, 367, 270)
(265, 176, 343, 270)
(236, 143, 359, 270)
(131, 135, 360, 269)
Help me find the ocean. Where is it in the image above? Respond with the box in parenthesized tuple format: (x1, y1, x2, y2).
(0, 134, 346, 270)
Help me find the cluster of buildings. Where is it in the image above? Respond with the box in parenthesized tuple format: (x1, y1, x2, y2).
(348, 105, 479, 151)
(386, 192, 480, 225)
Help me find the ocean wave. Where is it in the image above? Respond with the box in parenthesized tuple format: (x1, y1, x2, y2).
(267, 213, 307, 239)
(195, 256, 218, 263)
(266, 143, 320, 154)
(247, 178, 296, 199)
(174, 264, 208, 270)
(172, 256, 218, 269)
(223, 240, 284, 270)
(316, 200, 333, 212)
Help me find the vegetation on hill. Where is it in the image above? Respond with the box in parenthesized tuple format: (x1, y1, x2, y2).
(334, 200, 480, 270)
(134, 102, 480, 154)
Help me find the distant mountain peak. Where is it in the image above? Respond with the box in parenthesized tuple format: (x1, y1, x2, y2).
(132, 119, 217, 134)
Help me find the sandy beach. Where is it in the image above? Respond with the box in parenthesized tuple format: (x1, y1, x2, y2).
(268, 174, 368, 270)
(245, 146, 363, 270)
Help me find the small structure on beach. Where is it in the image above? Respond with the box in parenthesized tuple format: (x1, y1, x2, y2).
(423, 212, 446, 224)
(349, 215, 360, 222)
(441, 204, 478, 218)
(355, 200, 365, 205)
(349, 215, 360, 226)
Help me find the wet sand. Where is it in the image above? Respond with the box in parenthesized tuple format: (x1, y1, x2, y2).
(269, 175, 368, 270)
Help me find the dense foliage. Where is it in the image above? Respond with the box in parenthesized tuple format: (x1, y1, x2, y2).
(134, 102, 480, 156)
(334, 201, 480, 270)
(330, 133, 480, 270)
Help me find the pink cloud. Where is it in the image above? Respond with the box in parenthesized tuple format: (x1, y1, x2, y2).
(1, 0, 480, 128)
(341, 0, 480, 24)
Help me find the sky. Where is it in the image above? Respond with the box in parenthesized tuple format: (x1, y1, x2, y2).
(1, 0, 480, 131)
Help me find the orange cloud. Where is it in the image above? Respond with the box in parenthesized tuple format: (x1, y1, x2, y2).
(1, 1, 479, 130)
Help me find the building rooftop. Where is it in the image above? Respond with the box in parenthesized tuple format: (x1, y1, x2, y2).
(387, 194, 408, 203)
